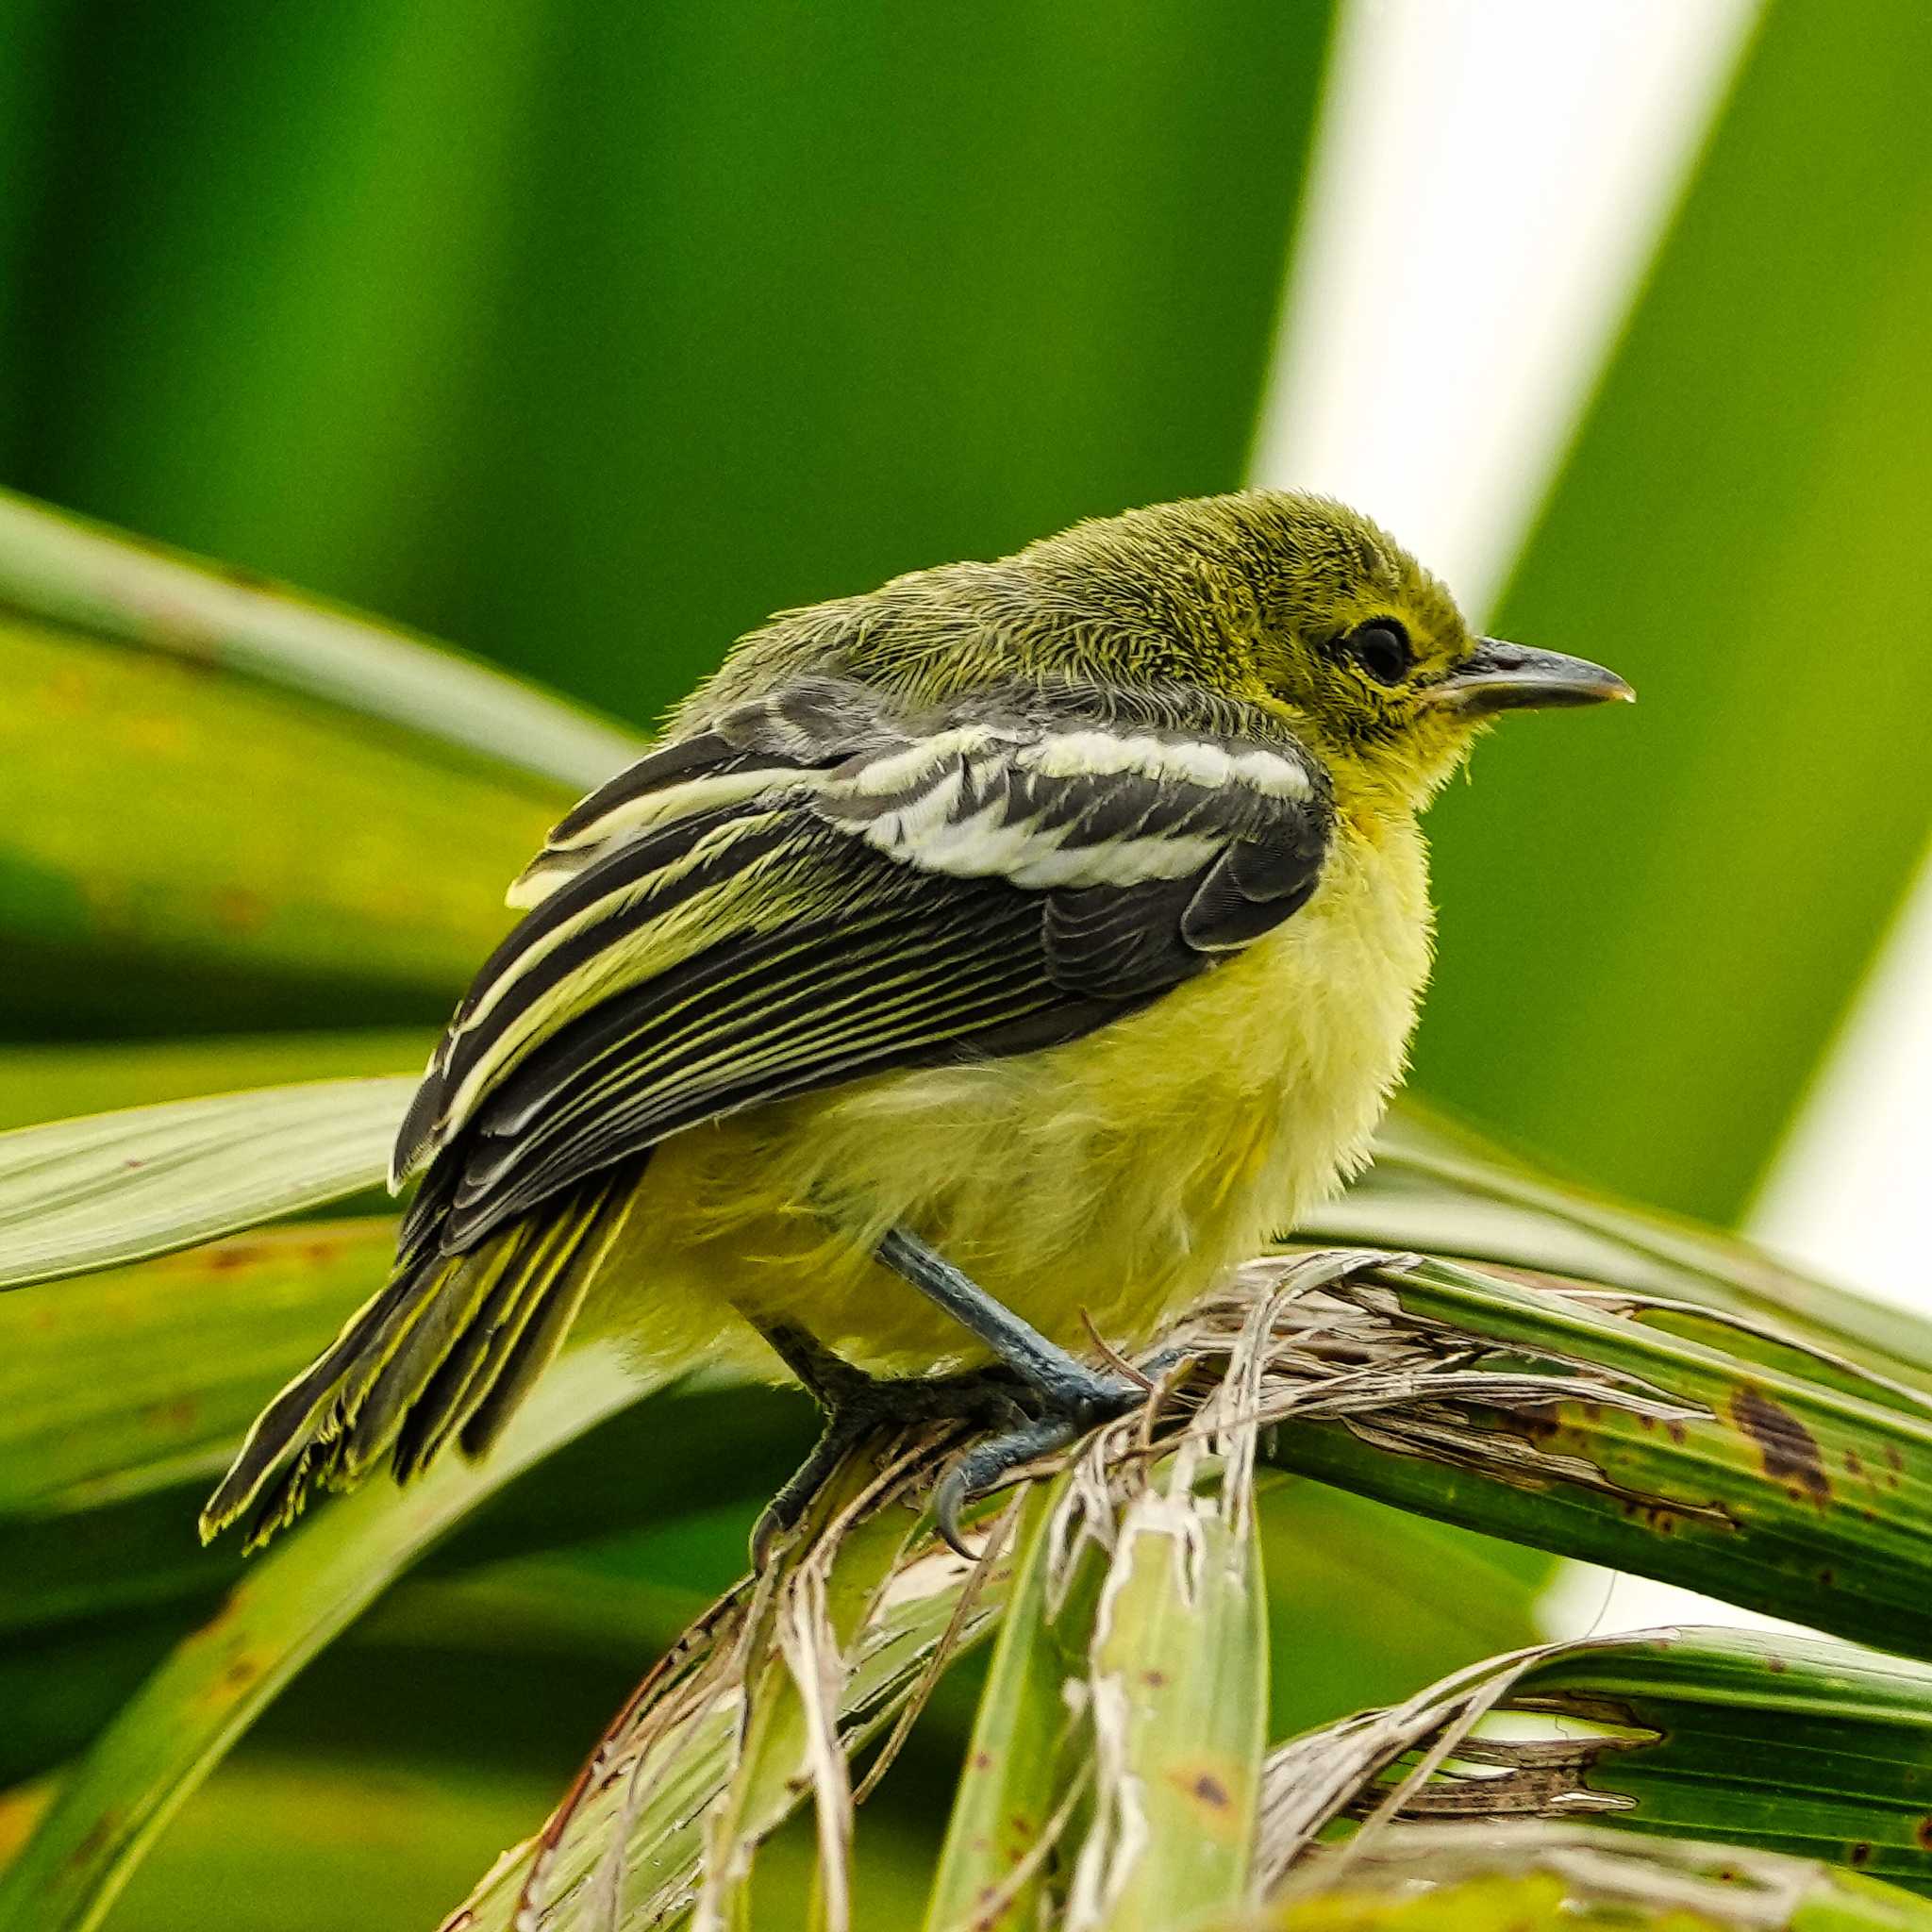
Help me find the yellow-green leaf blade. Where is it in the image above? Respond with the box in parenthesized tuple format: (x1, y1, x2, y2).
(0, 1031, 433, 1133)
(1071, 1483, 1269, 1932)
(1513, 1631, 1932, 1891)
(1268, 1259, 1932, 1658)
(1245, 1825, 1932, 1932)
(0, 1343, 656, 1932)
(0, 1077, 410, 1290)
(923, 1485, 1093, 1932)
(0, 486, 643, 793)
(0, 617, 561, 1035)
(0, 1215, 395, 1521)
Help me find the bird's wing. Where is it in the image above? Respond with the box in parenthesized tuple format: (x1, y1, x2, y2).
(392, 675, 1332, 1255)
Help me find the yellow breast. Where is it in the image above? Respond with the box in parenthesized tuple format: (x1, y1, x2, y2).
(605, 816, 1433, 1376)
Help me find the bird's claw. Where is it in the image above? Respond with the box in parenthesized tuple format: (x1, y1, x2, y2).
(932, 1413, 1081, 1556)
(750, 1407, 873, 1572)
(930, 1366, 1149, 1557)
(751, 1365, 1031, 1570)
(753, 1341, 1174, 1569)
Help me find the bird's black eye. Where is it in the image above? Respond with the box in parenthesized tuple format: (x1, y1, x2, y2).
(1343, 620, 1412, 686)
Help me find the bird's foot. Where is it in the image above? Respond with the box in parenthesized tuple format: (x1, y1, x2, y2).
(750, 1364, 1031, 1570)
(930, 1352, 1183, 1557)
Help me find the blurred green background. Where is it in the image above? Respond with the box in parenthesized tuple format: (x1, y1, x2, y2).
(1, 3, 1325, 717)
(5, 1, 1932, 1925)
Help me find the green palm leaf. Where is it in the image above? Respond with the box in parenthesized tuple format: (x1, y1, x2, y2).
(0, 489, 643, 793)
(1238, 1824, 1932, 1932)
(0, 1078, 409, 1290)
(0, 1343, 658, 1932)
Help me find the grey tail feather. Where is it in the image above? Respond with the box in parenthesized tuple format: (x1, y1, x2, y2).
(199, 1166, 639, 1552)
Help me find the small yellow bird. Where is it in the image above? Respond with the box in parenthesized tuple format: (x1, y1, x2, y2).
(203, 491, 1629, 1555)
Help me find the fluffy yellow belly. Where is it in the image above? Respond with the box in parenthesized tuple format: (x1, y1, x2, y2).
(586, 822, 1432, 1378)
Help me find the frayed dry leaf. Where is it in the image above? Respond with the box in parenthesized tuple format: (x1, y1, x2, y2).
(1258, 1626, 1932, 1898)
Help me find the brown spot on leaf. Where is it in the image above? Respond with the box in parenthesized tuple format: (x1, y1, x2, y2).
(1163, 1760, 1243, 1840)
(970, 1750, 992, 1774)
(142, 1393, 200, 1435)
(1729, 1386, 1830, 1506)
(1142, 1669, 1168, 1689)
(1918, 1816, 1932, 1851)
(212, 886, 268, 933)
(1764, 1655, 1787, 1674)
(1852, 1841, 1874, 1866)
(65, 1812, 120, 1872)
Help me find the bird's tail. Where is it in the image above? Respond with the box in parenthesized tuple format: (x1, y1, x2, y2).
(199, 1166, 639, 1551)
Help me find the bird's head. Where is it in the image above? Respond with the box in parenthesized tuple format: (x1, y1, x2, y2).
(1018, 491, 1633, 820)
(1236, 492, 1631, 812)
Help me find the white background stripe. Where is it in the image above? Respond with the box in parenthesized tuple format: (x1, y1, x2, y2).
(1250, 0, 1756, 615)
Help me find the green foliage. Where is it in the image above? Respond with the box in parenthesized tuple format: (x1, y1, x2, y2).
(1242, 1826, 1932, 1932)
(922, 1488, 1079, 1932)
(0, 1217, 394, 1515)
(1507, 1634, 1932, 1888)
(0, 612, 560, 1039)
(0, 1348, 654, 1932)
(0, 1082, 408, 1289)
(2, 3, 1334, 730)
(0, 490, 644, 791)
(1269, 1257, 1932, 1657)
(0, 1033, 431, 1133)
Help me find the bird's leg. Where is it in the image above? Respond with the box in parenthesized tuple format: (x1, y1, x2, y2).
(754, 1316, 873, 1411)
(753, 1225, 1158, 1562)
(747, 1316, 1030, 1568)
(873, 1227, 1140, 1416)
(872, 1226, 1149, 1550)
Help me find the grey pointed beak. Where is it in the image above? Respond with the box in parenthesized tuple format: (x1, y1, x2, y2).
(1427, 638, 1635, 715)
